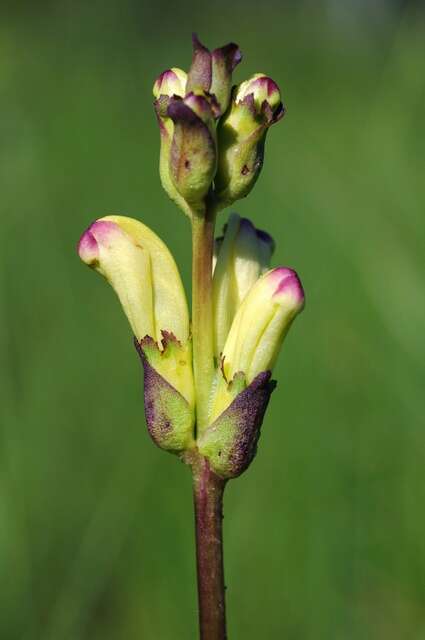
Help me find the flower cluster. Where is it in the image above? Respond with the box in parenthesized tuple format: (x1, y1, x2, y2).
(153, 35, 284, 215)
(78, 35, 304, 479)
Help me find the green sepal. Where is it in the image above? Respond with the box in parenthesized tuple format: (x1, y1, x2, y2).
(198, 371, 276, 478)
(167, 95, 217, 210)
(135, 336, 195, 454)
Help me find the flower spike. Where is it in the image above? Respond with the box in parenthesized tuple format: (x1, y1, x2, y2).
(79, 34, 306, 637)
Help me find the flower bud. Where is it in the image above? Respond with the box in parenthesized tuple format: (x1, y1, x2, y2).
(153, 68, 193, 216)
(186, 34, 242, 116)
(167, 93, 217, 210)
(78, 215, 195, 452)
(214, 74, 285, 208)
(236, 73, 282, 113)
(221, 266, 304, 384)
(153, 67, 187, 102)
(213, 213, 275, 358)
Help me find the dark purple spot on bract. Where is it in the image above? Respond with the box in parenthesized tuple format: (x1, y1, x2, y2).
(199, 371, 276, 478)
(241, 165, 249, 175)
(133, 338, 193, 453)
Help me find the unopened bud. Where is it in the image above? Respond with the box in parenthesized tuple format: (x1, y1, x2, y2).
(167, 93, 217, 210)
(186, 34, 242, 116)
(235, 73, 281, 113)
(153, 69, 193, 216)
(153, 67, 187, 101)
(214, 74, 285, 208)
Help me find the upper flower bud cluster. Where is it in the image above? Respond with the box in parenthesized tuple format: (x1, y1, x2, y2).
(153, 35, 284, 216)
(77, 36, 301, 481)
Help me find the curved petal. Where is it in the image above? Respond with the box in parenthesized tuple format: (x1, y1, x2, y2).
(221, 267, 305, 384)
(78, 215, 189, 345)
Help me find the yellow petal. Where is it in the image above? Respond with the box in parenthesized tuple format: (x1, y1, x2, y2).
(78, 215, 189, 345)
(213, 213, 274, 358)
(221, 267, 305, 384)
(102, 215, 190, 344)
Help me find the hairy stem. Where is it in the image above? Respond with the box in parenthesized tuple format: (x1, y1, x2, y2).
(191, 201, 217, 431)
(193, 456, 227, 640)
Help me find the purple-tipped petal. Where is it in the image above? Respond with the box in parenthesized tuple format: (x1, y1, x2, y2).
(236, 74, 283, 116)
(153, 68, 187, 99)
(78, 220, 121, 264)
(77, 229, 99, 264)
(270, 267, 305, 305)
(221, 264, 305, 383)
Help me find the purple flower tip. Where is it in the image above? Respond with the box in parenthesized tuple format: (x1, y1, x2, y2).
(78, 228, 98, 263)
(270, 267, 305, 304)
(158, 69, 173, 82)
(239, 217, 256, 233)
(77, 220, 121, 263)
(264, 77, 280, 97)
(256, 228, 275, 251)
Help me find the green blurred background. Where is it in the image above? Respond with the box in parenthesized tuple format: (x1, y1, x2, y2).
(1, 1, 424, 638)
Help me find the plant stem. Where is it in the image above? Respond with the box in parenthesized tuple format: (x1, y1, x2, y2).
(192, 456, 227, 640)
(191, 200, 224, 636)
(191, 200, 217, 431)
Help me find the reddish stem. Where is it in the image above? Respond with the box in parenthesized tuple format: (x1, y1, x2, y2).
(192, 457, 227, 640)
